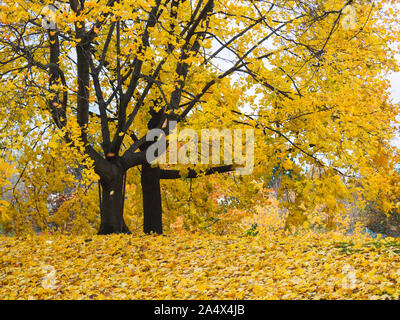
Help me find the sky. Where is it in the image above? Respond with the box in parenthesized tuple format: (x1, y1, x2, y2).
(389, 66, 400, 146)
(390, 69, 400, 104)
(387, 4, 400, 105)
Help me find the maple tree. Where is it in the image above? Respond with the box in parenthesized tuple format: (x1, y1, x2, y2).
(0, 0, 399, 235)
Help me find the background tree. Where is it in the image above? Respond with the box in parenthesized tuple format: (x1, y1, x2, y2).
(0, 0, 399, 235)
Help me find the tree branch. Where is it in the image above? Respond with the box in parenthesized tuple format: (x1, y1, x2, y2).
(159, 165, 234, 179)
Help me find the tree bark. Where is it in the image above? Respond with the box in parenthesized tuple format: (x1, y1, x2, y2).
(98, 164, 130, 235)
(141, 163, 163, 234)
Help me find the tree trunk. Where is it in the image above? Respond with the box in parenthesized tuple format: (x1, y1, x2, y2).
(98, 166, 130, 235)
(141, 163, 163, 234)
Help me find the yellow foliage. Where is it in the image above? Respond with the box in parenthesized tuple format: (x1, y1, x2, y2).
(0, 0, 399, 238)
(1, 232, 400, 299)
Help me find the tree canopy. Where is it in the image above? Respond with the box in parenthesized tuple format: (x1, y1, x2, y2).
(0, 0, 399, 235)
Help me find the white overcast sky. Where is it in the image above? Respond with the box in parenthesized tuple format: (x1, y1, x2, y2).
(389, 61, 400, 147)
(389, 66, 400, 104)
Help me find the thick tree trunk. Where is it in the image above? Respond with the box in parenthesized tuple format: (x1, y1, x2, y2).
(98, 166, 130, 235)
(141, 163, 163, 234)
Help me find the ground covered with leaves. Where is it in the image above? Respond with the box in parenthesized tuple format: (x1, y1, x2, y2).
(1, 232, 400, 300)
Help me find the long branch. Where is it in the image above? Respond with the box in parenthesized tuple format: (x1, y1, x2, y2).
(159, 165, 233, 179)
